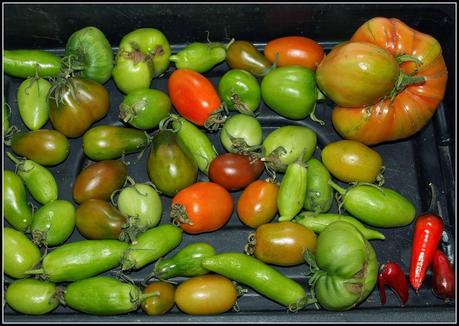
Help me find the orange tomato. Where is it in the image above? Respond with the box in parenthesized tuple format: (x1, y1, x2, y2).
(264, 36, 324, 71)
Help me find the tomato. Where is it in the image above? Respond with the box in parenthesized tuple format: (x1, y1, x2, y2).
(175, 274, 237, 315)
(316, 42, 400, 107)
(112, 28, 171, 94)
(49, 77, 110, 138)
(73, 160, 128, 204)
(4, 227, 41, 279)
(141, 282, 175, 316)
(208, 153, 264, 191)
(17, 76, 52, 130)
(4, 49, 61, 78)
(168, 69, 223, 128)
(119, 88, 171, 130)
(261, 66, 321, 120)
(171, 182, 233, 234)
(65, 26, 114, 84)
(237, 179, 279, 228)
(332, 17, 448, 145)
(218, 69, 261, 114)
(4, 170, 33, 231)
(264, 36, 325, 71)
(220, 114, 263, 154)
(321, 140, 383, 183)
(226, 40, 272, 76)
(170, 41, 227, 73)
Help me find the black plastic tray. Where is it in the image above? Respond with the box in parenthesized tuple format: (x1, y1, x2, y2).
(3, 3, 456, 323)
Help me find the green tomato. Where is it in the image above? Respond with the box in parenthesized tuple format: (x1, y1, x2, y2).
(304, 221, 378, 311)
(220, 114, 263, 154)
(278, 161, 308, 222)
(6, 279, 60, 315)
(261, 66, 320, 120)
(4, 170, 33, 231)
(113, 28, 171, 94)
(218, 69, 261, 114)
(4, 49, 61, 78)
(17, 76, 52, 130)
(119, 88, 171, 129)
(4, 227, 41, 279)
(170, 42, 227, 73)
(303, 158, 334, 214)
(31, 200, 76, 247)
(263, 125, 317, 173)
(65, 26, 114, 84)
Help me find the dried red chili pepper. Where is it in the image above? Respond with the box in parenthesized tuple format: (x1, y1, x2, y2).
(432, 249, 455, 301)
(378, 261, 409, 306)
(409, 183, 444, 292)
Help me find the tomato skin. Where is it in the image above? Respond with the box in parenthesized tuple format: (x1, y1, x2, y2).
(321, 140, 383, 183)
(175, 274, 237, 315)
(168, 69, 221, 126)
(264, 36, 325, 71)
(171, 182, 233, 234)
(237, 180, 279, 228)
(49, 77, 110, 138)
(208, 153, 264, 191)
(141, 282, 175, 316)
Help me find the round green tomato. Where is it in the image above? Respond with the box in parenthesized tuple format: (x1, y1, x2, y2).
(218, 69, 261, 114)
(112, 56, 153, 94)
(220, 114, 262, 153)
(119, 88, 171, 129)
(261, 66, 319, 119)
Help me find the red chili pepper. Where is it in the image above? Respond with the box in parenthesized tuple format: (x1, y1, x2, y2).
(409, 183, 444, 292)
(378, 261, 409, 306)
(432, 249, 455, 301)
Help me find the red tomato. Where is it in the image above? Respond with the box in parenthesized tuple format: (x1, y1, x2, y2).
(168, 69, 222, 126)
(264, 36, 325, 71)
(237, 179, 279, 228)
(208, 153, 264, 191)
(171, 182, 233, 234)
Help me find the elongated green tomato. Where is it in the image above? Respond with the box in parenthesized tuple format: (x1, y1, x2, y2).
(113, 28, 171, 94)
(73, 160, 128, 203)
(278, 161, 308, 222)
(17, 76, 52, 130)
(119, 88, 171, 129)
(4, 49, 61, 78)
(263, 125, 317, 172)
(116, 180, 163, 239)
(65, 26, 114, 84)
(76, 199, 128, 240)
(121, 224, 183, 271)
(4, 170, 33, 231)
(147, 130, 198, 196)
(329, 181, 416, 228)
(160, 114, 218, 175)
(25, 240, 128, 282)
(149, 242, 216, 281)
(175, 274, 238, 315)
(226, 41, 272, 76)
(10, 129, 70, 166)
(202, 253, 308, 311)
(6, 279, 61, 315)
(261, 66, 322, 120)
(303, 158, 333, 213)
(304, 221, 378, 311)
(30, 200, 76, 247)
(64, 276, 157, 315)
(294, 212, 386, 240)
(82, 125, 151, 161)
(246, 222, 316, 266)
(322, 140, 383, 183)
(4, 227, 41, 279)
(141, 282, 175, 316)
(7, 152, 58, 205)
(220, 114, 263, 154)
(218, 69, 261, 114)
(170, 42, 227, 73)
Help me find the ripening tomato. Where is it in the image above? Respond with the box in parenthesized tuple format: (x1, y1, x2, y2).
(237, 179, 279, 228)
(264, 36, 325, 71)
(168, 69, 222, 128)
(171, 182, 233, 234)
(208, 153, 264, 191)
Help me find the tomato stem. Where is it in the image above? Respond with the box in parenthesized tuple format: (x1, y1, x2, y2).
(327, 179, 346, 195)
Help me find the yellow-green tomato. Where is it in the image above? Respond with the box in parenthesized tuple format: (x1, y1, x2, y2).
(175, 274, 237, 315)
(321, 140, 383, 183)
(4, 227, 41, 279)
(141, 281, 175, 316)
